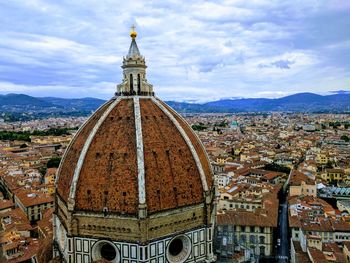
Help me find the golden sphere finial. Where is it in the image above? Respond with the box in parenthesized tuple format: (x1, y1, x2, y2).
(130, 24, 137, 39)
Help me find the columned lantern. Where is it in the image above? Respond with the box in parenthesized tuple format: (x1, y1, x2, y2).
(54, 26, 216, 263)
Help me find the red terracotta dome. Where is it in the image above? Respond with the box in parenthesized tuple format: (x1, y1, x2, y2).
(54, 28, 216, 263)
(56, 96, 213, 215)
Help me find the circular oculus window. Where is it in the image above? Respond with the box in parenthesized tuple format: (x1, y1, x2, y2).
(166, 235, 192, 263)
(92, 240, 120, 263)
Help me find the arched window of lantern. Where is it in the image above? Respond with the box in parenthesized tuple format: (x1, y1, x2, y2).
(137, 74, 141, 94)
(130, 74, 133, 93)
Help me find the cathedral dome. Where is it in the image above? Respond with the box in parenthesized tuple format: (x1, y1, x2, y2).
(56, 96, 213, 215)
(54, 27, 216, 263)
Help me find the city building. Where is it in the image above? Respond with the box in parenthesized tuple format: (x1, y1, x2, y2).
(54, 28, 216, 263)
(216, 206, 278, 259)
(216, 181, 280, 259)
(289, 170, 317, 197)
(321, 168, 344, 183)
(14, 189, 54, 222)
(289, 196, 350, 247)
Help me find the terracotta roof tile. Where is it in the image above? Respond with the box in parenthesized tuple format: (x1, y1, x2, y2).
(217, 207, 278, 227)
(56, 98, 213, 215)
(56, 100, 113, 202)
(141, 99, 204, 213)
(159, 100, 213, 190)
(14, 189, 53, 207)
(75, 99, 138, 214)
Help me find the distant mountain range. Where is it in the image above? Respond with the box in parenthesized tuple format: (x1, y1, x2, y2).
(0, 93, 349, 120)
(167, 93, 350, 113)
(0, 94, 105, 112)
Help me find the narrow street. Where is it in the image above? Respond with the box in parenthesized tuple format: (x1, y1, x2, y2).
(277, 202, 289, 262)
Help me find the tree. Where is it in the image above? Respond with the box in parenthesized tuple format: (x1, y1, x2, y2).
(216, 120, 228, 128)
(192, 124, 207, 131)
(329, 122, 341, 129)
(341, 135, 349, 142)
(325, 161, 333, 169)
(47, 157, 62, 168)
(39, 166, 47, 176)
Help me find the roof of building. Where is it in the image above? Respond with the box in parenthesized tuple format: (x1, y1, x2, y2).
(325, 168, 344, 173)
(308, 248, 328, 263)
(37, 208, 53, 238)
(261, 171, 282, 180)
(344, 241, 350, 251)
(0, 199, 14, 211)
(322, 242, 346, 262)
(127, 38, 141, 58)
(0, 208, 32, 232)
(293, 241, 311, 263)
(45, 167, 57, 176)
(56, 97, 213, 215)
(288, 195, 350, 232)
(5, 238, 40, 263)
(14, 189, 53, 207)
(289, 170, 315, 186)
(217, 198, 278, 227)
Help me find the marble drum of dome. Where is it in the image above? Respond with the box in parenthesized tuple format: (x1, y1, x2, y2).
(54, 27, 217, 263)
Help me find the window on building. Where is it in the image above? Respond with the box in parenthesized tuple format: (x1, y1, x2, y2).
(130, 74, 134, 93)
(259, 236, 265, 244)
(250, 235, 255, 244)
(260, 246, 265, 256)
(137, 74, 141, 94)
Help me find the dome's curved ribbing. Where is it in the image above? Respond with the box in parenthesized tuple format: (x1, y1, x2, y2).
(56, 97, 213, 215)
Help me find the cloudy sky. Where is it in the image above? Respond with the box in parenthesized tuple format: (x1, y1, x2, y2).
(0, 0, 349, 102)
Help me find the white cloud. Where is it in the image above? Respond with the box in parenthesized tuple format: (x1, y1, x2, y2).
(0, 0, 349, 101)
(254, 91, 294, 98)
(0, 32, 120, 65)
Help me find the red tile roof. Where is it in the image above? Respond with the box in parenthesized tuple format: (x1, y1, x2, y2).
(56, 98, 213, 215)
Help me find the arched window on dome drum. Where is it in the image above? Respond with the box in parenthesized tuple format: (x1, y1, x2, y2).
(137, 74, 141, 94)
(130, 74, 134, 94)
